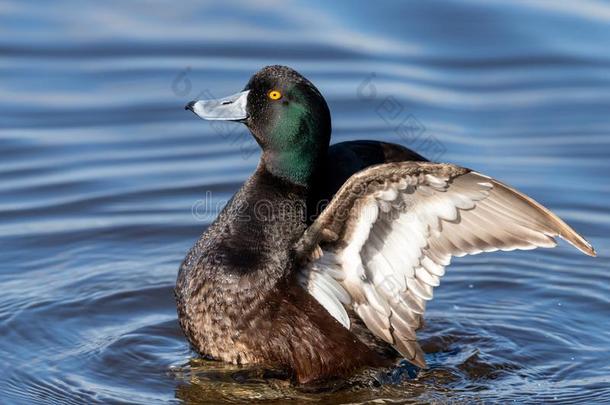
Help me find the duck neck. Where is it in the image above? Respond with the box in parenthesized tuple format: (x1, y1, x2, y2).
(261, 147, 323, 188)
(261, 121, 330, 188)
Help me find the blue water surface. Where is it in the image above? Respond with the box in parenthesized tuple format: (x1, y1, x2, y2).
(1, 1, 609, 403)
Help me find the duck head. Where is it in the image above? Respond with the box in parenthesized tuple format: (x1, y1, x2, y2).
(186, 65, 331, 187)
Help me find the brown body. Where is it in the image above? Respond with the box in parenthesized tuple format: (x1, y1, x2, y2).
(175, 141, 421, 383)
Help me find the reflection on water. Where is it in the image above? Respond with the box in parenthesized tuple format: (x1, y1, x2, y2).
(1, 0, 609, 403)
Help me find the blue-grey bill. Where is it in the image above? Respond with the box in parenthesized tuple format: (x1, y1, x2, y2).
(186, 90, 249, 121)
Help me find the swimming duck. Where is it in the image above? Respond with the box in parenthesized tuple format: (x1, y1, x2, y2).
(176, 65, 596, 384)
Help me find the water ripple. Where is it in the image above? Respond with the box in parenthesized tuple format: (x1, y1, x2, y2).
(1, 0, 609, 403)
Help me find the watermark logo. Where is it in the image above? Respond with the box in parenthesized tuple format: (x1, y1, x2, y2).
(357, 72, 446, 162)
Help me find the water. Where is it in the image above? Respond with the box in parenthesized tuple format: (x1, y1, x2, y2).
(1, 0, 609, 403)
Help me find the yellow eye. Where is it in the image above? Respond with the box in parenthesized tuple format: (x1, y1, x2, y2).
(268, 90, 282, 100)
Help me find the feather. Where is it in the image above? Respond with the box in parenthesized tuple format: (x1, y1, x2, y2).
(297, 162, 595, 369)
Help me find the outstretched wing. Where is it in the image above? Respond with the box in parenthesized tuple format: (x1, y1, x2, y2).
(296, 162, 595, 368)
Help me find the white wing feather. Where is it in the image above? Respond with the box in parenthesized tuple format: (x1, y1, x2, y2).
(297, 162, 595, 368)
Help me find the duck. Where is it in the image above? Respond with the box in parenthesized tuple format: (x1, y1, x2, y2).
(176, 65, 596, 384)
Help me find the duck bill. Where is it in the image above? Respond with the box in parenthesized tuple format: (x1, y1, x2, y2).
(185, 90, 249, 121)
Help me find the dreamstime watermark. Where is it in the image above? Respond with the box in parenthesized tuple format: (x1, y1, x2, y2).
(191, 185, 419, 224)
(357, 73, 446, 162)
(171, 67, 258, 160)
(192, 195, 308, 223)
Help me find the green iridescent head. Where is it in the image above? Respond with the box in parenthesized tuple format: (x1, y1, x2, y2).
(186, 65, 331, 186)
